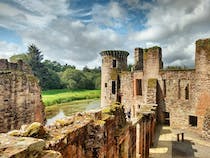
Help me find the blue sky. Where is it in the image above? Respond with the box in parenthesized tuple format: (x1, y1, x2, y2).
(0, 0, 210, 68)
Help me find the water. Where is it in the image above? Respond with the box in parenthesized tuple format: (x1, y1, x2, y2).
(46, 99, 101, 125)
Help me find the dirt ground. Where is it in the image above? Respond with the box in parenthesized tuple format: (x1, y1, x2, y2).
(149, 125, 210, 158)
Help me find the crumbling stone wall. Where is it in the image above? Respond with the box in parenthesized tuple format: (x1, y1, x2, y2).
(202, 108, 210, 138)
(160, 70, 196, 129)
(0, 59, 45, 133)
(0, 103, 157, 158)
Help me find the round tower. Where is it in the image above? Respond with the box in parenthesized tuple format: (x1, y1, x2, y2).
(100, 50, 129, 107)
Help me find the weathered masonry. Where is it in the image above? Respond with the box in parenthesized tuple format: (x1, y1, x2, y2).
(0, 38, 210, 158)
(100, 38, 210, 138)
(0, 59, 45, 132)
(0, 103, 156, 158)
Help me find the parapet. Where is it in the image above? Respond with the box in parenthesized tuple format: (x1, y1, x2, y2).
(100, 50, 129, 58)
(0, 59, 32, 74)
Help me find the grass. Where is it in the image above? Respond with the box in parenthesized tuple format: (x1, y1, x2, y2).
(42, 89, 101, 106)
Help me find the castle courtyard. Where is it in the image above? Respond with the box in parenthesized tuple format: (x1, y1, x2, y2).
(150, 125, 210, 158)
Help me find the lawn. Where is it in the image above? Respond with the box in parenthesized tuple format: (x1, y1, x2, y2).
(42, 89, 101, 106)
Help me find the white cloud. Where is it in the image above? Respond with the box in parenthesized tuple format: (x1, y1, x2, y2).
(0, 41, 23, 59)
(0, 0, 210, 69)
(91, 2, 127, 28)
(129, 0, 210, 67)
(18, 18, 125, 68)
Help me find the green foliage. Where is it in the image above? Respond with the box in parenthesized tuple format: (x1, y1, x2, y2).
(9, 44, 101, 90)
(165, 65, 189, 70)
(60, 66, 101, 90)
(127, 64, 133, 71)
(148, 78, 157, 88)
(10, 53, 28, 63)
(42, 89, 100, 106)
(43, 60, 75, 72)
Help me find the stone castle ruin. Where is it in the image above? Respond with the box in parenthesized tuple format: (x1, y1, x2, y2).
(0, 38, 209, 158)
(100, 38, 210, 138)
(0, 59, 45, 133)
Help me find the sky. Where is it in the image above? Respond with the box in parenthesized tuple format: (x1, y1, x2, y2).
(0, 0, 210, 69)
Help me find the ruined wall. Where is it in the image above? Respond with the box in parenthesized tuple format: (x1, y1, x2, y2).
(194, 39, 210, 131)
(202, 107, 210, 138)
(1, 103, 157, 158)
(120, 71, 135, 118)
(143, 47, 162, 79)
(0, 59, 45, 133)
(159, 70, 196, 129)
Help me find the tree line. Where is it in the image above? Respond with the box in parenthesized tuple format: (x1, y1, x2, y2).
(10, 44, 101, 90)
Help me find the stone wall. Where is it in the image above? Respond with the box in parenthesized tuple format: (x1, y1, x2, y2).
(0, 59, 45, 133)
(0, 103, 157, 158)
(159, 70, 196, 129)
(202, 107, 210, 138)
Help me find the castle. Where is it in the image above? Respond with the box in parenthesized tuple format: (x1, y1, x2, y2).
(100, 38, 210, 137)
(0, 38, 210, 158)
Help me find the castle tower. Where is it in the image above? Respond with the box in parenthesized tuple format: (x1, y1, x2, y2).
(143, 46, 163, 78)
(194, 38, 210, 130)
(134, 48, 143, 71)
(100, 50, 129, 107)
(195, 38, 210, 75)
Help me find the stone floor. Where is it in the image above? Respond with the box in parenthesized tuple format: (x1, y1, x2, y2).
(149, 125, 210, 158)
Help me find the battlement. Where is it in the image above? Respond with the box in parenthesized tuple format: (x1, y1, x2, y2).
(0, 59, 32, 74)
(100, 50, 129, 58)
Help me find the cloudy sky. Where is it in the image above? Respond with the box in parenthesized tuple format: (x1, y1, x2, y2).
(0, 0, 210, 69)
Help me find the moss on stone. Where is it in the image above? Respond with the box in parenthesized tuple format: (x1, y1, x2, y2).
(110, 69, 117, 80)
(94, 120, 106, 126)
(149, 46, 161, 50)
(196, 38, 210, 60)
(143, 51, 148, 60)
(148, 78, 157, 88)
(102, 102, 122, 115)
(27, 75, 38, 83)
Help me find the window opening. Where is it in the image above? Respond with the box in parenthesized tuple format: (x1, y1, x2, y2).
(189, 115, 197, 127)
(136, 79, 142, 95)
(113, 60, 116, 68)
(112, 81, 116, 94)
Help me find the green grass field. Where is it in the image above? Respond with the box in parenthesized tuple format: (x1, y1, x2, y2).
(42, 89, 101, 106)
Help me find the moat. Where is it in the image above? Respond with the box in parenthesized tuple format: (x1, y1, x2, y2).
(46, 99, 101, 125)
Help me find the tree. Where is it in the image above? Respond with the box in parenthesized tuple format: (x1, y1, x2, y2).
(27, 44, 43, 69)
(60, 68, 91, 90)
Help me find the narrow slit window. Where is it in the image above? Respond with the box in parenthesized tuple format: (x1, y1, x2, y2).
(117, 75, 120, 90)
(112, 81, 116, 94)
(185, 84, 189, 100)
(105, 83, 107, 87)
(113, 60, 116, 68)
(163, 79, 166, 97)
(189, 115, 197, 127)
(178, 80, 181, 99)
(136, 79, 142, 95)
